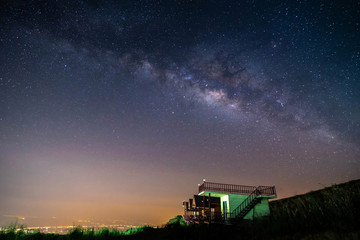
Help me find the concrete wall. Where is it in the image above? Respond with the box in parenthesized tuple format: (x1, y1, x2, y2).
(253, 198, 271, 218)
(199, 191, 271, 220)
(242, 198, 271, 220)
(228, 193, 248, 213)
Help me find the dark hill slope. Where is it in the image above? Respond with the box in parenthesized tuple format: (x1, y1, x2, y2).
(261, 179, 360, 238)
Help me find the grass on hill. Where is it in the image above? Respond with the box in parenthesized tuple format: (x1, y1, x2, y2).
(252, 179, 360, 239)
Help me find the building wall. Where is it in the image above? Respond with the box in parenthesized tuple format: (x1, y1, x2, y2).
(199, 191, 271, 220)
(228, 193, 248, 213)
(253, 198, 271, 218)
(242, 198, 271, 220)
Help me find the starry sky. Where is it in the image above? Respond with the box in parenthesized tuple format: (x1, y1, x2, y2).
(0, 0, 359, 226)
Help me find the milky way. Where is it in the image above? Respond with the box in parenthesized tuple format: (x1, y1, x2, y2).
(0, 0, 359, 226)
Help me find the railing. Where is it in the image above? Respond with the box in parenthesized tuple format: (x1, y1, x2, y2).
(199, 182, 276, 196)
(257, 185, 276, 196)
(230, 186, 276, 219)
(230, 188, 259, 219)
(199, 182, 256, 195)
(184, 211, 226, 223)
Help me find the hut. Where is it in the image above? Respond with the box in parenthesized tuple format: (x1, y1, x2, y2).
(183, 180, 276, 223)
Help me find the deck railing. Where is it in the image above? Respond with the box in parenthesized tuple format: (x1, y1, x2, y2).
(257, 185, 277, 196)
(199, 181, 276, 196)
(183, 211, 225, 223)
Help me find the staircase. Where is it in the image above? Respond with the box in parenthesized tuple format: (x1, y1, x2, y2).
(230, 188, 262, 220)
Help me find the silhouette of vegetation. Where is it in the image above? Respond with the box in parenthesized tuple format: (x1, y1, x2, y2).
(256, 179, 360, 239)
(0, 179, 359, 239)
(165, 215, 187, 228)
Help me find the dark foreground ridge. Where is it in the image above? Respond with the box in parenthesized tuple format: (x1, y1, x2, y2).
(1, 179, 359, 240)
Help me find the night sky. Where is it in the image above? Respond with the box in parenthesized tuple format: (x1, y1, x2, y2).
(1, 0, 359, 226)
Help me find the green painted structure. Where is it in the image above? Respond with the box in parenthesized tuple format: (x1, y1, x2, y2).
(183, 180, 276, 223)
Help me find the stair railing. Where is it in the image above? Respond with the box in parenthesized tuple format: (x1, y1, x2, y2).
(230, 188, 260, 219)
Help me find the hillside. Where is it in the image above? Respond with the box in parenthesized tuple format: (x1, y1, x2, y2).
(260, 179, 360, 239)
